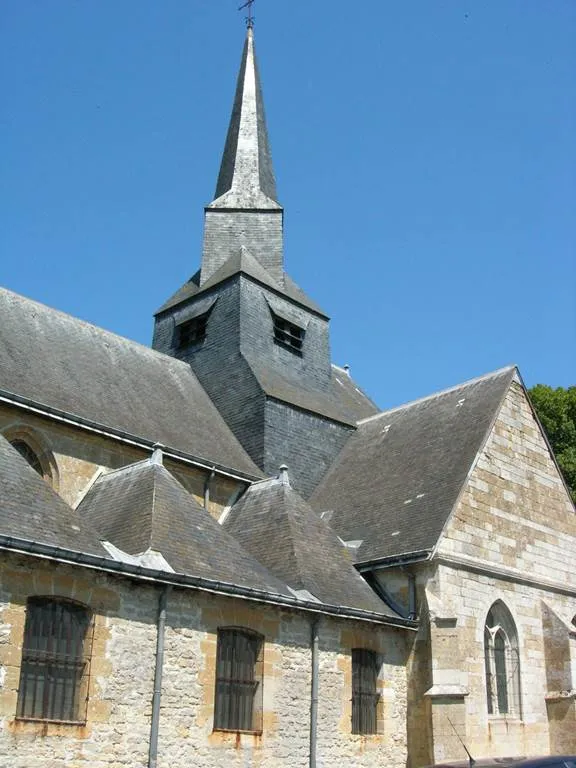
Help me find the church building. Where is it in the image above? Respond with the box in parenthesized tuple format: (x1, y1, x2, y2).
(0, 22, 575, 768)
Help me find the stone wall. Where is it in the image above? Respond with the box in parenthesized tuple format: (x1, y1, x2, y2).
(0, 552, 410, 768)
(427, 381, 576, 763)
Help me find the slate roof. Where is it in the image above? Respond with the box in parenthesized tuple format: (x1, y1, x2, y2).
(211, 27, 280, 211)
(223, 474, 396, 614)
(246, 358, 379, 426)
(156, 253, 326, 317)
(0, 435, 108, 557)
(0, 287, 261, 477)
(77, 456, 292, 595)
(311, 367, 516, 564)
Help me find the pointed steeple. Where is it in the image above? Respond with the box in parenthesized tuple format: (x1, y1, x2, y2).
(210, 28, 280, 210)
(200, 28, 284, 285)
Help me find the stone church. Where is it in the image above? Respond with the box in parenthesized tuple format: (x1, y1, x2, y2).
(0, 25, 575, 768)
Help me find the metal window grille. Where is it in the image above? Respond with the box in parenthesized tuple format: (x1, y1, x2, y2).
(273, 316, 304, 355)
(10, 440, 43, 476)
(214, 628, 263, 733)
(178, 315, 208, 348)
(16, 598, 92, 724)
(351, 648, 380, 735)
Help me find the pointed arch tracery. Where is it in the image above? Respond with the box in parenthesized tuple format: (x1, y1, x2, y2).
(484, 600, 521, 717)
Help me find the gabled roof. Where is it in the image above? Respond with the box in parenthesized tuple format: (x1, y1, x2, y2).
(0, 287, 261, 477)
(245, 358, 378, 426)
(155, 251, 327, 318)
(0, 434, 108, 557)
(311, 367, 516, 564)
(223, 474, 396, 615)
(77, 455, 291, 595)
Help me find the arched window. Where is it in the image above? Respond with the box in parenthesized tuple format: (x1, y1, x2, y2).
(484, 601, 521, 717)
(16, 598, 93, 723)
(214, 627, 264, 733)
(10, 439, 44, 476)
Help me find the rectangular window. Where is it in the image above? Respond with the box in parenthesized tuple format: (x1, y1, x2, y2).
(273, 315, 304, 355)
(177, 314, 208, 349)
(16, 598, 92, 724)
(351, 648, 380, 735)
(214, 628, 263, 733)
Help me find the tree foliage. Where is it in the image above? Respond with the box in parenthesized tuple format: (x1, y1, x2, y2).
(528, 384, 576, 504)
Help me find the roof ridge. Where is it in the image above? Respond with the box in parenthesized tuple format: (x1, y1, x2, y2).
(357, 365, 517, 425)
(0, 286, 193, 373)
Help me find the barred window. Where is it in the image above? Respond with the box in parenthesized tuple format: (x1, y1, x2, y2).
(16, 598, 93, 724)
(273, 315, 304, 355)
(351, 648, 381, 735)
(214, 628, 263, 733)
(484, 601, 521, 717)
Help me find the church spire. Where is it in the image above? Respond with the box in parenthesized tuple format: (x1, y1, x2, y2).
(210, 27, 280, 210)
(200, 26, 284, 286)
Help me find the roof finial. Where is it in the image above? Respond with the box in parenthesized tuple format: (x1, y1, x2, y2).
(151, 443, 164, 466)
(279, 464, 290, 486)
(239, 0, 255, 29)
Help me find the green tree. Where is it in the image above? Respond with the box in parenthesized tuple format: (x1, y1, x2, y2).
(528, 384, 576, 504)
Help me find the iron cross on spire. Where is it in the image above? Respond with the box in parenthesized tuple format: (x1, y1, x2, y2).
(238, 0, 255, 29)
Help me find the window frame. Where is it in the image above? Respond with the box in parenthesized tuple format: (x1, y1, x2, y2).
(213, 627, 264, 734)
(351, 648, 381, 735)
(272, 313, 305, 356)
(176, 313, 209, 349)
(484, 601, 522, 718)
(16, 597, 94, 725)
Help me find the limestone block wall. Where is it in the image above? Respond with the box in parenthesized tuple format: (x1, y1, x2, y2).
(429, 563, 576, 760)
(428, 381, 576, 761)
(0, 553, 157, 768)
(0, 404, 245, 518)
(0, 553, 410, 768)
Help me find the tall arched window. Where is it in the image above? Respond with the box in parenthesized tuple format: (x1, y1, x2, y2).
(484, 601, 521, 717)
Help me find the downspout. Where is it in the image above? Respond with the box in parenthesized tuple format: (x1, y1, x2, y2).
(310, 618, 320, 768)
(203, 466, 216, 509)
(149, 585, 171, 768)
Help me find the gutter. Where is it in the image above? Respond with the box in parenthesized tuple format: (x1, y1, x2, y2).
(0, 388, 261, 484)
(356, 549, 432, 573)
(0, 535, 418, 630)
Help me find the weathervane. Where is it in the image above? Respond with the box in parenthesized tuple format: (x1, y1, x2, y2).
(238, 0, 255, 29)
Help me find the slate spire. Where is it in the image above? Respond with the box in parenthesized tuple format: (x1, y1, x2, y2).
(200, 27, 284, 286)
(211, 27, 279, 209)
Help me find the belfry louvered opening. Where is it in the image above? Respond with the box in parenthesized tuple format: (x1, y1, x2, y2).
(351, 648, 381, 735)
(214, 627, 264, 733)
(272, 314, 304, 355)
(16, 597, 93, 724)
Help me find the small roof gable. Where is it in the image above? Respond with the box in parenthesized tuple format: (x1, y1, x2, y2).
(223, 475, 396, 615)
(245, 358, 378, 427)
(0, 287, 261, 477)
(156, 251, 327, 318)
(311, 367, 516, 564)
(77, 457, 291, 595)
(0, 435, 107, 557)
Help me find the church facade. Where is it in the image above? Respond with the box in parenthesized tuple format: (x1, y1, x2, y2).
(0, 25, 575, 768)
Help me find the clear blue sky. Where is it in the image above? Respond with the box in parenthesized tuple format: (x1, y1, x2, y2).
(1, 1, 574, 409)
